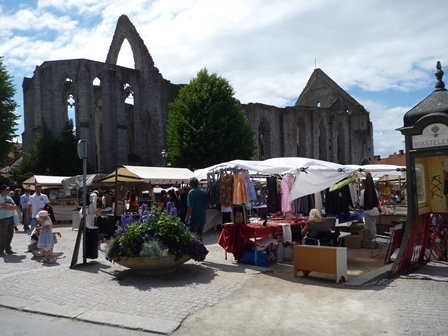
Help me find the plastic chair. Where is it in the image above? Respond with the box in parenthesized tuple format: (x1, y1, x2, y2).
(303, 232, 332, 246)
(303, 236, 320, 246)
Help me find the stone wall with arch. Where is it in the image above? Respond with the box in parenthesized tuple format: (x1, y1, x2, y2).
(22, 15, 373, 172)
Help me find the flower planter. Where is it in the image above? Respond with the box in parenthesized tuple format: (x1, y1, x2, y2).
(115, 254, 191, 275)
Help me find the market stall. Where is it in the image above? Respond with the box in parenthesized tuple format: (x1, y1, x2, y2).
(61, 173, 109, 192)
(22, 175, 77, 222)
(22, 175, 71, 190)
(196, 157, 406, 265)
(100, 165, 194, 215)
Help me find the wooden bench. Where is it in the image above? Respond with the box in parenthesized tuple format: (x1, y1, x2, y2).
(293, 245, 348, 283)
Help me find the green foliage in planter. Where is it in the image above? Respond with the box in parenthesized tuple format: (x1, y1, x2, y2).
(139, 239, 170, 261)
(106, 203, 208, 262)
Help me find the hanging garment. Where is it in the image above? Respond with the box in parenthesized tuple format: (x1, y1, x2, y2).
(266, 176, 279, 213)
(233, 172, 247, 205)
(213, 178, 221, 205)
(206, 173, 215, 205)
(362, 173, 379, 211)
(220, 172, 234, 207)
(329, 174, 357, 192)
(348, 182, 357, 207)
(244, 171, 257, 203)
(281, 175, 295, 213)
(325, 185, 353, 216)
(314, 191, 323, 214)
(297, 194, 315, 214)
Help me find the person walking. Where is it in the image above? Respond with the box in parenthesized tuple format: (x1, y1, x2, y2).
(21, 188, 31, 232)
(28, 184, 49, 232)
(0, 184, 17, 255)
(184, 178, 208, 240)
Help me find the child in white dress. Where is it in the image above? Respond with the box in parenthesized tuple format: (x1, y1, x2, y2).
(36, 210, 56, 263)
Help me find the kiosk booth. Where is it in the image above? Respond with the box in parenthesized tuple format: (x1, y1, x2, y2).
(393, 61, 448, 274)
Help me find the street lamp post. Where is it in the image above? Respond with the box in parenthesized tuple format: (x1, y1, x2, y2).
(77, 139, 88, 264)
(161, 149, 168, 166)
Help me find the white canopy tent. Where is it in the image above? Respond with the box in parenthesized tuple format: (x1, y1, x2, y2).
(61, 173, 109, 192)
(100, 165, 194, 185)
(22, 175, 71, 190)
(193, 158, 406, 202)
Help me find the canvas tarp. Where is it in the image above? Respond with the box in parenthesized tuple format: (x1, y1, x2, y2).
(61, 173, 109, 192)
(193, 158, 406, 202)
(22, 175, 71, 190)
(100, 165, 194, 185)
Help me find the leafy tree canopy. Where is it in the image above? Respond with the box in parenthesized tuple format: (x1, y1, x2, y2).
(15, 118, 83, 177)
(0, 56, 19, 164)
(167, 68, 256, 169)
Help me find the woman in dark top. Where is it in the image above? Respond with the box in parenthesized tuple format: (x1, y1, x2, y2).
(301, 208, 330, 238)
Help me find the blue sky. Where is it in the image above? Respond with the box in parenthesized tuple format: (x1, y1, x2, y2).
(1, 0, 447, 159)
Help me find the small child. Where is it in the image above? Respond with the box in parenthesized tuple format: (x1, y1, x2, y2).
(36, 210, 56, 264)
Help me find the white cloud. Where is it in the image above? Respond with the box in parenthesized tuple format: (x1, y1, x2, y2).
(1, 0, 448, 158)
(374, 130, 405, 158)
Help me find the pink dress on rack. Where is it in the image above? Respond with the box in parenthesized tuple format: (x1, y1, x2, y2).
(281, 175, 295, 213)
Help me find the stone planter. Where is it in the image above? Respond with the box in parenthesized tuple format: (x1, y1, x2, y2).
(114, 254, 191, 275)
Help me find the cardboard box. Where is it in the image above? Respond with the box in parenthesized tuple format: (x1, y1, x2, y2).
(344, 234, 362, 248)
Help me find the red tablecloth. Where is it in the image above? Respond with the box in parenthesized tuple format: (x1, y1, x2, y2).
(248, 219, 307, 236)
(218, 219, 307, 260)
(218, 224, 256, 260)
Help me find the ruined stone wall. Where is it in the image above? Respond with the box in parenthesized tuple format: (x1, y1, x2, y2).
(22, 58, 179, 173)
(22, 15, 373, 173)
(22, 15, 180, 173)
(242, 102, 373, 165)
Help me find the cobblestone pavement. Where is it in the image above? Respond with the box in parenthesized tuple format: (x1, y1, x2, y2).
(361, 276, 448, 335)
(1, 226, 447, 335)
(0, 226, 261, 334)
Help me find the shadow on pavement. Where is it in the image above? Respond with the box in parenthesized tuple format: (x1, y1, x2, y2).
(1, 254, 27, 263)
(69, 260, 112, 274)
(103, 262, 218, 291)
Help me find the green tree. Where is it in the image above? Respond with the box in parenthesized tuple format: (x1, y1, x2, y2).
(167, 68, 256, 169)
(0, 56, 19, 163)
(58, 119, 83, 176)
(16, 118, 59, 175)
(16, 118, 86, 176)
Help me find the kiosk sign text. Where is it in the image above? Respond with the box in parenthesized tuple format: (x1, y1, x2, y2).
(412, 123, 448, 149)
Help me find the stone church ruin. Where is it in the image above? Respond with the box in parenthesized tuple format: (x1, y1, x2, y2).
(22, 15, 374, 173)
